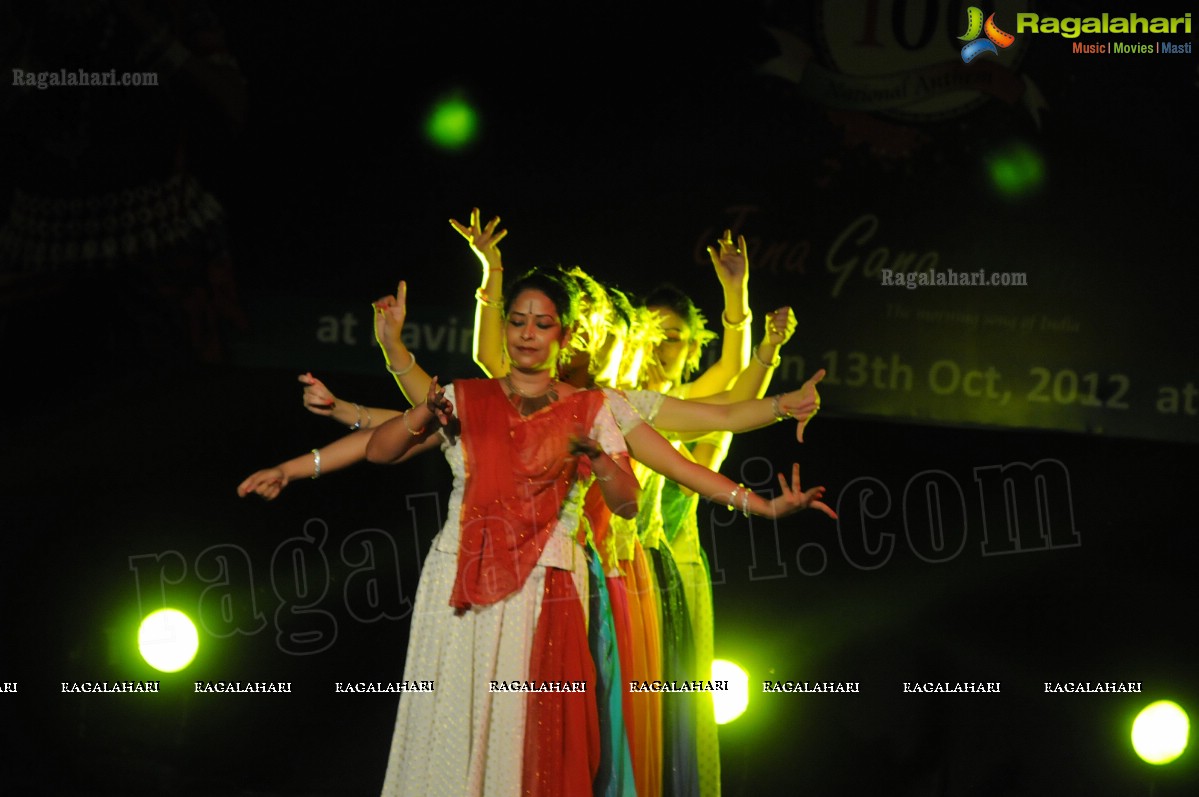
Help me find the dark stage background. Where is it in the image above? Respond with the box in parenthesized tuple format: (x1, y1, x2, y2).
(1, 1, 1196, 795)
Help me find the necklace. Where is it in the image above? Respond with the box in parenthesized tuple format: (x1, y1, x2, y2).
(504, 374, 558, 416)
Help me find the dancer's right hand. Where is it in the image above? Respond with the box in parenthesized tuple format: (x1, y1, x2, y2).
(373, 279, 408, 352)
(237, 467, 287, 501)
(299, 372, 336, 416)
(449, 207, 506, 274)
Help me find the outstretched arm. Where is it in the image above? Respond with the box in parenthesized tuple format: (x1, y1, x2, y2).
(236, 429, 372, 501)
(298, 372, 401, 428)
(650, 369, 826, 443)
(685, 230, 752, 397)
(623, 423, 834, 519)
(450, 208, 509, 378)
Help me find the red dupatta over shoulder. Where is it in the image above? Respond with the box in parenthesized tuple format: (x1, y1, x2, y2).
(451, 379, 605, 611)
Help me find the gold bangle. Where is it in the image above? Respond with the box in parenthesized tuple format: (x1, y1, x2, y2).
(386, 351, 416, 377)
(755, 343, 781, 369)
(721, 310, 751, 331)
(475, 288, 503, 309)
(402, 409, 425, 437)
(310, 448, 321, 479)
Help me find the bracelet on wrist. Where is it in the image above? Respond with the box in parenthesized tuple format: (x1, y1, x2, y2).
(402, 409, 426, 437)
(770, 395, 791, 423)
(310, 448, 321, 479)
(363, 406, 373, 429)
(755, 343, 781, 369)
(475, 288, 503, 309)
(349, 402, 363, 431)
(727, 483, 747, 514)
(386, 351, 417, 377)
(721, 310, 752, 331)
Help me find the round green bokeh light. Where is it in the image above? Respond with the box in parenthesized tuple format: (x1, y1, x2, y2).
(986, 142, 1045, 198)
(711, 659, 749, 725)
(1132, 700, 1190, 765)
(425, 96, 478, 150)
(138, 608, 199, 673)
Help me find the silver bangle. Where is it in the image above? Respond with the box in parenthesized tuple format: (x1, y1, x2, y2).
(742, 486, 752, 517)
(386, 351, 416, 377)
(755, 343, 781, 369)
(310, 448, 321, 479)
(349, 403, 363, 431)
(727, 484, 743, 513)
(770, 395, 790, 423)
(364, 406, 373, 429)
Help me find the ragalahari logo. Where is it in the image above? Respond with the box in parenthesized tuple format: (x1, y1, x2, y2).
(958, 7, 1016, 63)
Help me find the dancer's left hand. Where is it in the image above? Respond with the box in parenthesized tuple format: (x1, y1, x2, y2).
(707, 229, 749, 288)
(769, 463, 837, 519)
(777, 369, 825, 443)
(426, 376, 455, 427)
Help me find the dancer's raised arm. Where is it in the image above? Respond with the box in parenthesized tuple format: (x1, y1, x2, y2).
(373, 279, 438, 405)
(687, 229, 752, 396)
(450, 207, 509, 378)
(681, 305, 798, 471)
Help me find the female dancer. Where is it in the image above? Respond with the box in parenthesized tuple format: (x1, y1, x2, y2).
(365, 268, 639, 796)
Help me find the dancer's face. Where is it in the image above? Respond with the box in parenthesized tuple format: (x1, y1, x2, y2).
(506, 289, 569, 374)
(649, 305, 696, 384)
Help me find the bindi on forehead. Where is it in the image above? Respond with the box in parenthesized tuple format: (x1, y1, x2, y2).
(517, 300, 555, 317)
(509, 296, 558, 322)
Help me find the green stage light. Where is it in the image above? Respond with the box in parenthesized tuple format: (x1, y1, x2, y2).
(138, 609, 199, 673)
(711, 659, 749, 725)
(985, 142, 1044, 198)
(425, 95, 478, 150)
(1132, 700, 1189, 765)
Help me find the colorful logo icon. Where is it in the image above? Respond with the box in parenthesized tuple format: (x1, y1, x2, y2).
(959, 7, 1016, 63)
